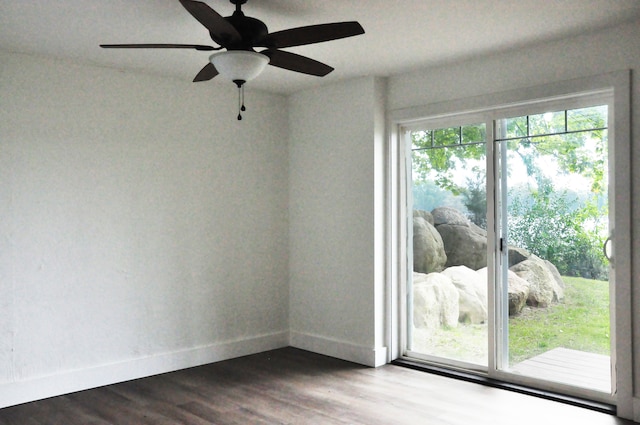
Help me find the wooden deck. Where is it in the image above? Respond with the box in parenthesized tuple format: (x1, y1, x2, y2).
(511, 347, 611, 393)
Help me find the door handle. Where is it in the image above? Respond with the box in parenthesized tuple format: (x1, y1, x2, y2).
(603, 235, 613, 263)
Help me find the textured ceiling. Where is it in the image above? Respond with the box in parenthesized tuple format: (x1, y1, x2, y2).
(1, 1, 640, 94)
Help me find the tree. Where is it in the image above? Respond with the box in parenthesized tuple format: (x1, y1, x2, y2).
(411, 105, 609, 278)
(460, 170, 486, 228)
(503, 106, 607, 194)
(412, 180, 465, 213)
(411, 126, 486, 196)
(508, 180, 608, 280)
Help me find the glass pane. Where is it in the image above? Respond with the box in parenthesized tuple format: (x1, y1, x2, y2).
(411, 130, 432, 150)
(567, 105, 607, 132)
(409, 126, 487, 367)
(504, 123, 611, 392)
(462, 123, 486, 144)
(433, 127, 460, 146)
(529, 111, 565, 136)
(502, 116, 528, 139)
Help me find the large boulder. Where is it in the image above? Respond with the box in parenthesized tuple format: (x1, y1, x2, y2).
(413, 209, 434, 225)
(508, 245, 531, 267)
(510, 256, 564, 307)
(473, 267, 531, 316)
(544, 259, 565, 289)
(432, 207, 487, 270)
(441, 266, 487, 324)
(413, 216, 447, 273)
(506, 245, 565, 291)
(507, 270, 531, 315)
(432, 206, 471, 226)
(413, 272, 459, 330)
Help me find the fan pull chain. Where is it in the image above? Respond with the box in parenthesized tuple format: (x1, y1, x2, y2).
(241, 85, 246, 112)
(237, 85, 242, 120)
(237, 83, 246, 120)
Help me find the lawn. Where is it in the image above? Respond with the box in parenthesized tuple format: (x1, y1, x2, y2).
(508, 275, 610, 364)
(410, 276, 610, 366)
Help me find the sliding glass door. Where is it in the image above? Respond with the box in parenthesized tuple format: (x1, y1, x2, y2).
(402, 93, 614, 402)
(496, 105, 611, 393)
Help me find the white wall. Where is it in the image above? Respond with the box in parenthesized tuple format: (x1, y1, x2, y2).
(388, 19, 640, 111)
(387, 19, 640, 420)
(0, 52, 290, 407)
(288, 77, 387, 366)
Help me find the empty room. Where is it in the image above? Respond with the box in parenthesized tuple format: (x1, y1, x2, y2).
(1, 1, 640, 423)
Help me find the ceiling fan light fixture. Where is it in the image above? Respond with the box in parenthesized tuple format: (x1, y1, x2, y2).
(209, 50, 269, 85)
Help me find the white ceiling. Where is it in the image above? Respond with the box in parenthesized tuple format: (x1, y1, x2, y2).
(1, 1, 640, 95)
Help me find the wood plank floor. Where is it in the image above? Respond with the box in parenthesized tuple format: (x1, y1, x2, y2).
(0, 347, 634, 425)
(511, 347, 611, 393)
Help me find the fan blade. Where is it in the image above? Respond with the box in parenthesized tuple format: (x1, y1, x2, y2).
(193, 62, 219, 82)
(262, 49, 333, 77)
(100, 43, 216, 51)
(258, 21, 364, 49)
(179, 0, 241, 46)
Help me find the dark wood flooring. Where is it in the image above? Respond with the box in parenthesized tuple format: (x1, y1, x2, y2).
(0, 347, 635, 424)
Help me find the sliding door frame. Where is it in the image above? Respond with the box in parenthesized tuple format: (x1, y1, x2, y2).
(387, 70, 631, 416)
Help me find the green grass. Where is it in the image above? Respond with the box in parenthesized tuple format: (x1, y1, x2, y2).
(508, 276, 610, 364)
(410, 275, 610, 366)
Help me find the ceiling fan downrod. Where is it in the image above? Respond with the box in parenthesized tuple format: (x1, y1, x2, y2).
(230, 0, 247, 13)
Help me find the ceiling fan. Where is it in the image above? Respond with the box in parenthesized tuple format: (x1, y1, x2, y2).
(101, 0, 365, 119)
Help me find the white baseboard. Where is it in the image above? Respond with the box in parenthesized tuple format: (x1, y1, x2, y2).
(0, 331, 289, 409)
(290, 331, 387, 367)
(631, 396, 640, 423)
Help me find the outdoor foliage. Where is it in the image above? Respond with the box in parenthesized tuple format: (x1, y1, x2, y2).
(503, 106, 609, 279)
(461, 172, 487, 228)
(508, 179, 608, 280)
(411, 105, 609, 278)
(411, 124, 486, 197)
(412, 180, 466, 213)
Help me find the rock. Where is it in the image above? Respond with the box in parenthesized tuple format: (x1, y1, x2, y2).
(544, 259, 565, 289)
(432, 207, 487, 270)
(442, 266, 487, 324)
(413, 209, 434, 225)
(413, 216, 447, 273)
(474, 266, 488, 299)
(472, 267, 531, 316)
(507, 270, 530, 315)
(412, 272, 459, 330)
(508, 245, 531, 267)
(510, 256, 564, 307)
(432, 206, 470, 226)
(505, 245, 565, 291)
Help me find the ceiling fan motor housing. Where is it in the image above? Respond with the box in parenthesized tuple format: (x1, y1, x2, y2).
(223, 12, 269, 50)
